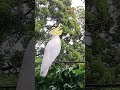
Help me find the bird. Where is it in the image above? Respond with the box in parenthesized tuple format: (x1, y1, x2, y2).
(40, 24, 62, 77)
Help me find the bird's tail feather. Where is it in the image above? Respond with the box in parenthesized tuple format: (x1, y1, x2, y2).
(40, 67, 49, 77)
(40, 62, 52, 77)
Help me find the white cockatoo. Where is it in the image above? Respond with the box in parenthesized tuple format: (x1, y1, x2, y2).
(40, 24, 62, 77)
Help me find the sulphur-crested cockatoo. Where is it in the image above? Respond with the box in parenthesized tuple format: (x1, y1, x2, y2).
(40, 24, 62, 77)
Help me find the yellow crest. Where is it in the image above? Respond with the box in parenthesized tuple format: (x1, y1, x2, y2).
(51, 24, 63, 35)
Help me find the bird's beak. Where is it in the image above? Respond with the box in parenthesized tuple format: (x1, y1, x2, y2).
(48, 31, 52, 36)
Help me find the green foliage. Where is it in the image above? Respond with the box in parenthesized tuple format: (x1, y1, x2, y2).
(86, 0, 120, 85)
(0, 0, 15, 14)
(35, 64, 85, 90)
(35, 0, 85, 62)
(0, 0, 35, 87)
(0, 73, 17, 86)
(35, 0, 85, 89)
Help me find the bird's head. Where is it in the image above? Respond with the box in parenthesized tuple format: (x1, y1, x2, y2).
(49, 24, 63, 36)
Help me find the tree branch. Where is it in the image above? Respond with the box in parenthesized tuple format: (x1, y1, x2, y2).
(54, 61, 85, 64)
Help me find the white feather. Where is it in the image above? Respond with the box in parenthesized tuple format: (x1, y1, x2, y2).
(40, 36, 61, 76)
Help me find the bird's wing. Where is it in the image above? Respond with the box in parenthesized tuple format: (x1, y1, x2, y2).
(40, 38, 61, 76)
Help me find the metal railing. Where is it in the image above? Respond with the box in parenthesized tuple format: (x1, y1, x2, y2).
(1, 84, 120, 90)
(86, 84, 120, 89)
(1, 61, 120, 89)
